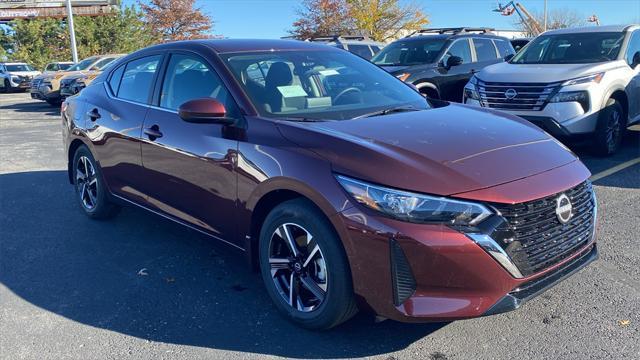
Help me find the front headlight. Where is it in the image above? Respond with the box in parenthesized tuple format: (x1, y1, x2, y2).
(549, 90, 590, 111)
(561, 72, 604, 86)
(396, 73, 411, 82)
(336, 175, 492, 226)
(468, 74, 478, 85)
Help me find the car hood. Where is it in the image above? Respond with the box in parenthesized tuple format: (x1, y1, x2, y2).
(476, 61, 622, 83)
(277, 104, 579, 196)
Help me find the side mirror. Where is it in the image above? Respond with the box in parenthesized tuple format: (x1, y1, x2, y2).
(446, 56, 463, 69)
(632, 51, 640, 69)
(178, 98, 235, 125)
(504, 54, 515, 62)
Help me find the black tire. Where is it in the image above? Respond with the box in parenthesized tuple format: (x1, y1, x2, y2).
(72, 145, 120, 219)
(46, 99, 61, 107)
(258, 198, 358, 330)
(3, 79, 10, 93)
(594, 99, 625, 156)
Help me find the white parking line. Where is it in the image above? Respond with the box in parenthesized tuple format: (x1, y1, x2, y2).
(590, 157, 640, 182)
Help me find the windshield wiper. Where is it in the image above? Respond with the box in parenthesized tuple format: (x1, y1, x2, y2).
(353, 106, 420, 119)
(279, 116, 325, 122)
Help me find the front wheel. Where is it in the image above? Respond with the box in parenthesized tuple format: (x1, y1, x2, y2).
(72, 145, 120, 219)
(259, 199, 358, 330)
(594, 99, 625, 156)
(2, 79, 10, 93)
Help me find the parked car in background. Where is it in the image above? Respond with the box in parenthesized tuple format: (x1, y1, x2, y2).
(464, 24, 640, 155)
(63, 39, 597, 330)
(42, 61, 75, 74)
(372, 28, 516, 101)
(60, 55, 123, 97)
(0, 62, 41, 93)
(307, 35, 385, 60)
(31, 54, 123, 105)
(510, 38, 532, 52)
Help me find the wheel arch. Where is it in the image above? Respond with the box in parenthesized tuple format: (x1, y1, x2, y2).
(244, 178, 352, 271)
(67, 138, 90, 184)
(414, 80, 440, 99)
(607, 89, 629, 123)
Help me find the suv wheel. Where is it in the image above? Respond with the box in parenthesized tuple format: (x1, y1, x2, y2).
(594, 98, 625, 156)
(3, 79, 10, 93)
(72, 145, 120, 219)
(258, 199, 358, 330)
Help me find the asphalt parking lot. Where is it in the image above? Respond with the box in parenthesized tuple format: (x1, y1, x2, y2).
(1, 92, 639, 360)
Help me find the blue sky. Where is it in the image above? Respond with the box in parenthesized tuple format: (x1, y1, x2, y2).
(125, 0, 640, 39)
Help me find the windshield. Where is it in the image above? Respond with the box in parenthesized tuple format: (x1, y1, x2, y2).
(94, 57, 119, 70)
(67, 57, 98, 71)
(6, 64, 35, 72)
(371, 38, 446, 66)
(511, 32, 625, 64)
(59, 63, 73, 70)
(222, 50, 429, 120)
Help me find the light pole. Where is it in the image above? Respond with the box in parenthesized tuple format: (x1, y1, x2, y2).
(66, 0, 78, 63)
(543, 0, 548, 32)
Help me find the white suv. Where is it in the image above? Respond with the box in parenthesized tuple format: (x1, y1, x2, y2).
(0, 62, 41, 93)
(464, 24, 640, 155)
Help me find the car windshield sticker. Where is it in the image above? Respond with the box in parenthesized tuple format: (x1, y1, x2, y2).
(277, 85, 308, 98)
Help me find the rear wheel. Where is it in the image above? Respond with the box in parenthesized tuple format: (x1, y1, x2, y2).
(258, 199, 358, 330)
(594, 99, 625, 156)
(72, 145, 120, 219)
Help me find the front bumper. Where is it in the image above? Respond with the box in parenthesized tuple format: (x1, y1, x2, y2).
(335, 161, 596, 322)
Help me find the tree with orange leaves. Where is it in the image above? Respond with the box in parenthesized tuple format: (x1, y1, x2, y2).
(139, 0, 213, 42)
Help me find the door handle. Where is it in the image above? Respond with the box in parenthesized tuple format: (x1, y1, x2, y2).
(86, 108, 101, 121)
(144, 125, 163, 140)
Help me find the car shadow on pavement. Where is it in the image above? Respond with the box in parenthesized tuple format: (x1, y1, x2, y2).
(0, 170, 446, 358)
(0, 99, 60, 117)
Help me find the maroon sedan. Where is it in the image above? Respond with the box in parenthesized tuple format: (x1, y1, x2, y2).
(62, 39, 597, 329)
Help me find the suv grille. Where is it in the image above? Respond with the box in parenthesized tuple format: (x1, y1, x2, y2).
(477, 81, 561, 111)
(30, 78, 42, 90)
(491, 181, 595, 276)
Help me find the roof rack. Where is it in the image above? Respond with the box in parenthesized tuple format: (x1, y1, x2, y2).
(306, 34, 372, 42)
(407, 27, 495, 37)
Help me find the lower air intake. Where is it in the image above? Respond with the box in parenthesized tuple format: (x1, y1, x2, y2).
(390, 239, 416, 306)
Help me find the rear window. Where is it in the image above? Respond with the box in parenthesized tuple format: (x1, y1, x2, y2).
(108, 65, 125, 95)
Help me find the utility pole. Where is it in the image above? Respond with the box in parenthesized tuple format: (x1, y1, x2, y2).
(543, 0, 548, 32)
(66, 0, 78, 63)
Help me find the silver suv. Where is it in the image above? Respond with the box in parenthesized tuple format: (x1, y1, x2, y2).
(464, 24, 640, 155)
(0, 62, 41, 93)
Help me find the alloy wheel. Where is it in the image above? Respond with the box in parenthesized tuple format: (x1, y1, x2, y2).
(606, 108, 621, 153)
(75, 156, 98, 210)
(268, 223, 327, 312)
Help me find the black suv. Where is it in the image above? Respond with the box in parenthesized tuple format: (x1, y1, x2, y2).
(372, 28, 515, 102)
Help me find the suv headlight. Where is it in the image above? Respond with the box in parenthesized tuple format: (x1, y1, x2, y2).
(336, 175, 492, 226)
(561, 72, 604, 86)
(468, 74, 478, 85)
(464, 75, 480, 101)
(549, 90, 590, 112)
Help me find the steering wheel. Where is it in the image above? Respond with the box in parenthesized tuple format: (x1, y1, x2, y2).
(333, 87, 363, 105)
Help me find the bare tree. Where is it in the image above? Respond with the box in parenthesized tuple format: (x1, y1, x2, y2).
(514, 8, 587, 37)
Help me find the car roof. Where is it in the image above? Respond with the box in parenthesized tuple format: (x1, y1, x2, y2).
(543, 24, 639, 35)
(140, 39, 342, 54)
(1, 62, 29, 65)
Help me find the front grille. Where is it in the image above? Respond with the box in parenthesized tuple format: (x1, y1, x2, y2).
(30, 78, 42, 90)
(491, 181, 595, 276)
(477, 81, 561, 111)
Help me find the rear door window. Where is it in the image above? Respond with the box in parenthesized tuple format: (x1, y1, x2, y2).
(117, 55, 161, 104)
(473, 38, 499, 61)
(108, 64, 125, 95)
